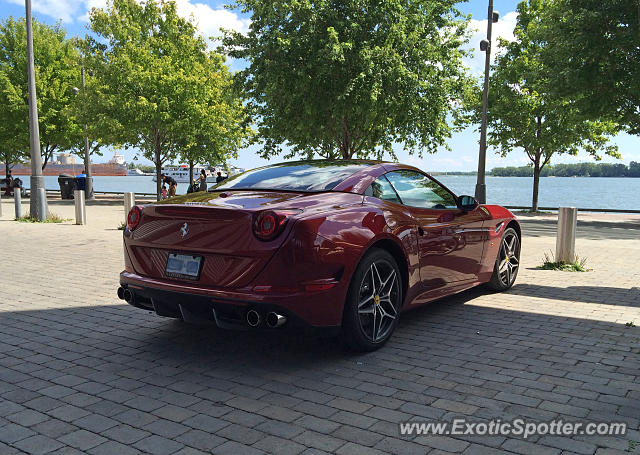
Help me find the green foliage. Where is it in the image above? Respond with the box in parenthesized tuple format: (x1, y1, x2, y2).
(491, 162, 640, 177)
(0, 17, 80, 169)
(538, 251, 589, 272)
(473, 0, 620, 211)
(223, 0, 474, 160)
(86, 0, 250, 199)
(16, 212, 70, 223)
(540, 0, 640, 135)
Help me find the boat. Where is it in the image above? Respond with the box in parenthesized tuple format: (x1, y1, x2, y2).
(10, 151, 127, 176)
(152, 165, 228, 183)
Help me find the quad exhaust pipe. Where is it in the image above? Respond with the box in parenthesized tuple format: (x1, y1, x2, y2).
(246, 310, 287, 328)
(246, 309, 261, 327)
(266, 312, 287, 328)
(117, 286, 135, 305)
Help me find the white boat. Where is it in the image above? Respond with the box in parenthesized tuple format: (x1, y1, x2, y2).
(152, 165, 228, 183)
(127, 168, 145, 176)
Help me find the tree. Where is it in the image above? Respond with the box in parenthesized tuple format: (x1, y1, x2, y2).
(481, 0, 620, 211)
(223, 0, 473, 160)
(0, 17, 80, 170)
(540, 0, 640, 135)
(86, 0, 249, 199)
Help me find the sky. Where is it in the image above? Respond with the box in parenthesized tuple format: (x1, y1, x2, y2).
(1, 0, 638, 171)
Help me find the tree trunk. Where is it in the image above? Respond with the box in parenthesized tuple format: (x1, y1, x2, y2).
(532, 153, 541, 212)
(155, 145, 162, 202)
(189, 160, 194, 184)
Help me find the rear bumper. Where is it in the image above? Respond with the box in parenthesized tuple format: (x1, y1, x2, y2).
(119, 271, 345, 330)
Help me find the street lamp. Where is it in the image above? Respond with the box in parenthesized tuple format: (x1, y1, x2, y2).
(474, 1, 499, 204)
(72, 67, 94, 199)
(25, 0, 46, 220)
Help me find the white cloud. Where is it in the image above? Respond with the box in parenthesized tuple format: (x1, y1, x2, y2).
(175, 0, 250, 40)
(8, 0, 250, 41)
(463, 10, 518, 77)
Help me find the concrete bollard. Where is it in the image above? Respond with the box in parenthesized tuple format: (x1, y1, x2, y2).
(124, 192, 135, 223)
(556, 207, 577, 263)
(74, 189, 86, 225)
(14, 189, 22, 219)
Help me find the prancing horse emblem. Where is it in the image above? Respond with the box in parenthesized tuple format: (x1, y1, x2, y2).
(180, 223, 189, 238)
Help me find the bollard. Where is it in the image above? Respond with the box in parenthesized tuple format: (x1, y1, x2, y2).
(74, 189, 86, 225)
(124, 192, 135, 223)
(14, 189, 22, 219)
(556, 207, 577, 263)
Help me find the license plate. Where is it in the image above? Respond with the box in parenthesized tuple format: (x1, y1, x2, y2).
(165, 253, 203, 280)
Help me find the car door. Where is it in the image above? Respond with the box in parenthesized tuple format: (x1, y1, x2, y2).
(384, 170, 486, 287)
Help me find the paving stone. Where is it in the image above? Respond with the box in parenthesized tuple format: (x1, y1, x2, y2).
(58, 429, 107, 451)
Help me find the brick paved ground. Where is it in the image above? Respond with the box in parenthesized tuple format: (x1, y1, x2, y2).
(1, 199, 639, 454)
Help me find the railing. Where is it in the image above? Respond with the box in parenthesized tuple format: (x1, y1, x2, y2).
(27, 189, 640, 213)
(503, 206, 640, 214)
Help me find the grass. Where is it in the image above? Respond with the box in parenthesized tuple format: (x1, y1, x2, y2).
(625, 321, 636, 328)
(117, 221, 126, 230)
(16, 212, 70, 223)
(538, 251, 590, 272)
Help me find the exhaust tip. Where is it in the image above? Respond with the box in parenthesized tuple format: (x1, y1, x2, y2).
(266, 312, 287, 328)
(117, 287, 125, 300)
(246, 309, 261, 327)
(123, 288, 134, 304)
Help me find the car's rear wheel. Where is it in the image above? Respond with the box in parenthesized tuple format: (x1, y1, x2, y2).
(487, 227, 520, 291)
(342, 249, 402, 351)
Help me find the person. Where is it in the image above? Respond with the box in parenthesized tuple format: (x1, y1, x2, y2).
(161, 184, 168, 199)
(161, 174, 177, 198)
(197, 169, 208, 191)
(216, 171, 226, 184)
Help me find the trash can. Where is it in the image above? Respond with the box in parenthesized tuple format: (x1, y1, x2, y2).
(58, 174, 75, 199)
(74, 175, 93, 198)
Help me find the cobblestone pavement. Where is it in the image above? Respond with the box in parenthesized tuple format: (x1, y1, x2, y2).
(1, 199, 639, 455)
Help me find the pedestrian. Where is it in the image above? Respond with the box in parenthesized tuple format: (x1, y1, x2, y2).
(3, 170, 13, 196)
(161, 174, 178, 198)
(161, 184, 168, 199)
(198, 169, 208, 191)
(216, 171, 226, 184)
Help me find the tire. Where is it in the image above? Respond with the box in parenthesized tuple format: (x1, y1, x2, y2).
(341, 248, 402, 351)
(487, 227, 521, 291)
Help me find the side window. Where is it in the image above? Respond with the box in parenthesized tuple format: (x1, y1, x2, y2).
(365, 176, 401, 204)
(385, 170, 457, 209)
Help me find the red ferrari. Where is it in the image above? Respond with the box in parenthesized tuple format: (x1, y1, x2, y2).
(119, 161, 520, 351)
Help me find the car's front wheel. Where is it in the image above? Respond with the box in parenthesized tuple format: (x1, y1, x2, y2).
(341, 248, 402, 351)
(487, 227, 520, 291)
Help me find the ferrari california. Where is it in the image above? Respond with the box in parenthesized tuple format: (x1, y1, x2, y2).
(118, 160, 520, 351)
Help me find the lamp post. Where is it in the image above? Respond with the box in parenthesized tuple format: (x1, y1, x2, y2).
(72, 67, 94, 199)
(25, 0, 46, 220)
(474, 1, 499, 204)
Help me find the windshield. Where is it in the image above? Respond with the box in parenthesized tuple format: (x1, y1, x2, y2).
(215, 162, 369, 192)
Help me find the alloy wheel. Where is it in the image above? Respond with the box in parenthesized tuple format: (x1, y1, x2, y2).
(497, 231, 520, 287)
(357, 260, 400, 343)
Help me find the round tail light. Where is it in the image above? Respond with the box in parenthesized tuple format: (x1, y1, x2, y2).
(253, 209, 300, 241)
(127, 205, 143, 231)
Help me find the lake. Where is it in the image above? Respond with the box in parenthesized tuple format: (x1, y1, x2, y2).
(17, 174, 640, 210)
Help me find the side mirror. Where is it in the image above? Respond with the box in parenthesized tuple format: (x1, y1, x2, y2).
(459, 195, 479, 211)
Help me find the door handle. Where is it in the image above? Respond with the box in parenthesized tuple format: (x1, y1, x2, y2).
(418, 227, 424, 236)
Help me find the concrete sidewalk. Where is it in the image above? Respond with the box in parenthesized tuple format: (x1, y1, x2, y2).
(0, 202, 639, 455)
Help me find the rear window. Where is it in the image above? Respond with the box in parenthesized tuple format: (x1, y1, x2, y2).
(215, 162, 368, 192)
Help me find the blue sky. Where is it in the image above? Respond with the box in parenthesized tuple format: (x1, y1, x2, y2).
(1, 0, 638, 171)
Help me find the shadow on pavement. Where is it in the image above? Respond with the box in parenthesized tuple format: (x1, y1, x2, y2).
(1, 288, 639, 454)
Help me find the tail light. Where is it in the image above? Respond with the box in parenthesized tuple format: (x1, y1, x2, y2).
(127, 205, 143, 231)
(253, 209, 300, 241)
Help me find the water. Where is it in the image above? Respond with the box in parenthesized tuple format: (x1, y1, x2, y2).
(18, 174, 640, 210)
